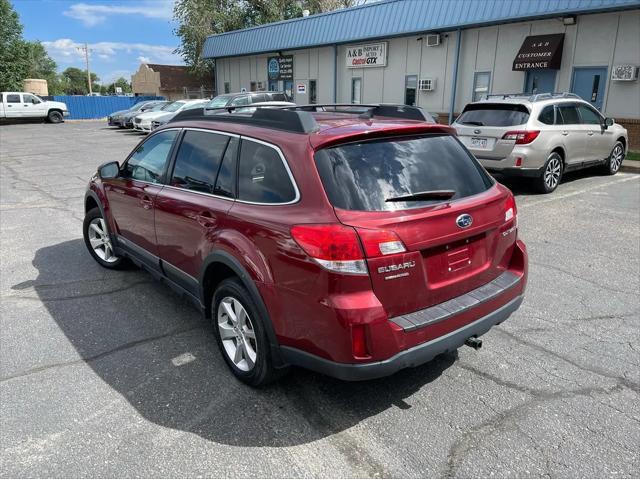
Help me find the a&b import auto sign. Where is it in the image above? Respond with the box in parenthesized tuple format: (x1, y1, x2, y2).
(346, 42, 387, 68)
(267, 56, 294, 81)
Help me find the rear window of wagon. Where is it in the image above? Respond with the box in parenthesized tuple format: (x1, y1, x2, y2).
(314, 134, 493, 212)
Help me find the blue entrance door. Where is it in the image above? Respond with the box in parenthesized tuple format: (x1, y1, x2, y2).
(525, 70, 557, 94)
(571, 67, 608, 111)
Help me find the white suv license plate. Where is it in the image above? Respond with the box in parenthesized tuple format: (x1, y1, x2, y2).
(470, 137, 488, 149)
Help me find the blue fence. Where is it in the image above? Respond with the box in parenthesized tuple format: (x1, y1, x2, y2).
(52, 96, 165, 120)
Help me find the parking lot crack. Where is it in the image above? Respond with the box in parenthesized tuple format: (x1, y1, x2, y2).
(0, 324, 204, 383)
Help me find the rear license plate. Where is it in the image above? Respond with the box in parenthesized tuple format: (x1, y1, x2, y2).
(471, 137, 488, 148)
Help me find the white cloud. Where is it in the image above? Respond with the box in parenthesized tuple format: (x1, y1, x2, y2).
(64, 1, 174, 27)
(42, 39, 181, 65)
(102, 70, 133, 84)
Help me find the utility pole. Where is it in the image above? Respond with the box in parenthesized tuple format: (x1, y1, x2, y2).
(77, 43, 92, 95)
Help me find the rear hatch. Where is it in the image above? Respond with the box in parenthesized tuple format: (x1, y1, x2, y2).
(314, 133, 518, 318)
(454, 103, 530, 160)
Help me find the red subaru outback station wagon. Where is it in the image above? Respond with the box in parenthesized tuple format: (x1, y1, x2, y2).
(83, 104, 528, 386)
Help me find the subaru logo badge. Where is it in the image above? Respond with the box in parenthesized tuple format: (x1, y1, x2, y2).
(473, 129, 481, 135)
(456, 214, 473, 229)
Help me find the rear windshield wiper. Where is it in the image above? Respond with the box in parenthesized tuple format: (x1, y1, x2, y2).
(386, 190, 456, 202)
(461, 121, 484, 126)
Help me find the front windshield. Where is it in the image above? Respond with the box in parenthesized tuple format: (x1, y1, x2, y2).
(206, 95, 233, 108)
(131, 102, 149, 111)
(162, 101, 185, 112)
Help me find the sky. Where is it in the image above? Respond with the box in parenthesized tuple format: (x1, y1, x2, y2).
(13, 0, 183, 85)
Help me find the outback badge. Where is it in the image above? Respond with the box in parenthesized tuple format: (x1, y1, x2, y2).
(456, 213, 473, 229)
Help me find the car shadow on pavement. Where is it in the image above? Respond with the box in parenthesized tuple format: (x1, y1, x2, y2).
(494, 166, 609, 196)
(24, 239, 457, 447)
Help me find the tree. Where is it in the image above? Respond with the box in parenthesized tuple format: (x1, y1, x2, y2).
(0, 0, 61, 92)
(61, 67, 100, 95)
(172, 0, 366, 74)
(106, 77, 132, 94)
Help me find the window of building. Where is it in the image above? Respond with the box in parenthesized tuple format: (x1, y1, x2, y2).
(224, 82, 230, 94)
(472, 72, 491, 102)
(122, 130, 178, 183)
(577, 104, 602, 125)
(309, 80, 317, 104)
(351, 77, 362, 104)
(405, 75, 417, 106)
(238, 140, 296, 204)
(268, 80, 278, 92)
(250, 81, 257, 92)
(170, 130, 230, 194)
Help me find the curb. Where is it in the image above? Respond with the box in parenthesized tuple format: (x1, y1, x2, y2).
(620, 161, 640, 174)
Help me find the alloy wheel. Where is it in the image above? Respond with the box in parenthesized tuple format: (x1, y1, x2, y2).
(610, 144, 624, 172)
(87, 217, 119, 263)
(217, 297, 258, 372)
(544, 156, 562, 190)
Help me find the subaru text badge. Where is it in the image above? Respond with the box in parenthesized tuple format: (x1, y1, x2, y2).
(456, 214, 473, 229)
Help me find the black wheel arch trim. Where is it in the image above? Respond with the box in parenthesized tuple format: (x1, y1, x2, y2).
(200, 250, 286, 368)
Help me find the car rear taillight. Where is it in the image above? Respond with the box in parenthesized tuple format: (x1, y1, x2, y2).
(356, 228, 406, 257)
(291, 224, 367, 275)
(502, 130, 540, 145)
(505, 194, 517, 224)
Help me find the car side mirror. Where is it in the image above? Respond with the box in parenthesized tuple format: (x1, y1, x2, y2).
(98, 161, 120, 179)
(32, 98, 38, 104)
(604, 117, 614, 128)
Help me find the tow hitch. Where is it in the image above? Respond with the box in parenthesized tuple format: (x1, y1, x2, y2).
(464, 336, 483, 350)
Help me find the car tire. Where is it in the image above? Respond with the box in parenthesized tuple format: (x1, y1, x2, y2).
(47, 110, 63, 123)
(602, 141, 625, 175)
(212, 278, 283, 386)
(83, 207, 126, 269)
(535, 152, 563, 194)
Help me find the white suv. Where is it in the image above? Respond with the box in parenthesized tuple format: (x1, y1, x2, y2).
(453, 93, 628, 193)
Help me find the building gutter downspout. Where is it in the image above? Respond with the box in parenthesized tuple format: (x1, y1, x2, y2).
(448, 29, 462, 124)
(333, 44, 338, 103)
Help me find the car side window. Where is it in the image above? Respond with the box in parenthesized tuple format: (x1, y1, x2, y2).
(577, 105, 602, 125)
(557, 105, 580, 125)
(7, 94, 20, 103)
(238, 140, 296, 204)
(171, 130, 229, 193)
(122, 130, 178, 183)
(230, 95, 250, 106)
(214, 137, 238, 198)
(23, 94, 40, 104)
(538, 106, 555, 125)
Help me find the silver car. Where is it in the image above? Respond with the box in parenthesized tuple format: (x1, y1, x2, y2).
(453, 93, 628, 193)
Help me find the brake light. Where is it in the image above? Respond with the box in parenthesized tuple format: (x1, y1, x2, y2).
(502, 130, 540, 145)
(356, 228, 406, 257)
(291, 224, 367, 275)
(505, 194, 517, 224)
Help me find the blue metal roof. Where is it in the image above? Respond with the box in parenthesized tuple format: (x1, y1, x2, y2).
(202, 0, 640, 59)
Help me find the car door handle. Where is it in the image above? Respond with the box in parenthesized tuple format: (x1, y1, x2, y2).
(141, 195, 153, 210)
(561, 131, 569, 136)
(196, 211, 216, 228)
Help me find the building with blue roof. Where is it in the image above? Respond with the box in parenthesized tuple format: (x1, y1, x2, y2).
(203, 0, 640, 147)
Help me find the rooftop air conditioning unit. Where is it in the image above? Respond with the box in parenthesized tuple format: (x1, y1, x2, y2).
(426, 34, 441, 47)
(419, 78, 436, 91)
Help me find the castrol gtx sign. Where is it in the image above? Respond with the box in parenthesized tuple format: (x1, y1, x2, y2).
(346, 43, 387, 68)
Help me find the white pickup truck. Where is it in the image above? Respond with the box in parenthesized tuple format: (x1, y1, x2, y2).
(0, 92, 69, 123)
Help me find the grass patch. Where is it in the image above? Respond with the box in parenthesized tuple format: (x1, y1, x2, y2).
(626, 151, 639, 162)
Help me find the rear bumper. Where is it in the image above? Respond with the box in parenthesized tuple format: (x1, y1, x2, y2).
(281, 294, 523, 381)
(485, 166, 543, 178)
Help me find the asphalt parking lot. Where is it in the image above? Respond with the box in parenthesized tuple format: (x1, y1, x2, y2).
(1, 121, 639, 478)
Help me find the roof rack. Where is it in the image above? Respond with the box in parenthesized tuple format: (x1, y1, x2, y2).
(168, 103, 434, 134)
(483, 92, 581, 102)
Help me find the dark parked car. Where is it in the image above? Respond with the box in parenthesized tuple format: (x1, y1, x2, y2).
(108, 101, 165, 127)
(83, 104, 528, 386)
